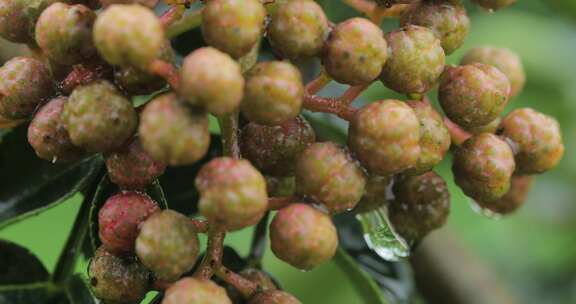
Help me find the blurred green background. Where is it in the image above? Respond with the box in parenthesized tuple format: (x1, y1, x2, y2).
(1, 1, 576, 303)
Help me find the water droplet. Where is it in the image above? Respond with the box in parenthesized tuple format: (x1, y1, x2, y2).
(356, 207, 410, 261)
(469, 199, 502, 220)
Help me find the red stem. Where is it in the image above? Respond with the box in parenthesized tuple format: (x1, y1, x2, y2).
(190, 218, 209, 233)
(148, 59, 181, 91)
(303, 94, 357, 121)
(305, 71, 332, 95)
(194, 228, 226, 279)
(444, 117, 472, 146)
(214, 265, 258, 298)
(268, 196, 295, 210)
(339, 84, 369, 105)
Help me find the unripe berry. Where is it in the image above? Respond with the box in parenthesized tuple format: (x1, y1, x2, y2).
(240, 116, 315, 177)
(0, 56, 54, 120)
(439, 63, 511, 129)
(202, 0, 266, 59)
(136, 210, 200, 282)
(100, 0, 159, 7)
(380, 25, 445, 94)
(453, 133, 515, 202)
(475, 175, 533, 215)
(98, 192, 160, 255)
(249, 290, 302, 304)
(499, 108, 564, 174)
(270, 203, 338, 270)
(88, 247, 151, 304)
(180, 47, 244, 116)
(196, 157, 268, 231)
(163, 277, 232, 304)
(27, 97, 83, 162)
(348, 100, 421, 176)
(35, 3, 96, 65)
(63, 81, 137, 153)
(0, 0, 59, 44)
(94, 4, 163, 69)
(400, 0, 470, 55)
(461, 46, 525, 97)
(390, 171, 450, 242)
(295, 142, 366, 214)
(139, 93, 210, 166)
(268, 0, 329, 59)
(353, 175, 391, 214)
(323, 18, 387, 85)
(105, 138, 166, 190)
(241, 61, 304, 126)
(471, 0, 516, 11)
(405, 100, 450, 175)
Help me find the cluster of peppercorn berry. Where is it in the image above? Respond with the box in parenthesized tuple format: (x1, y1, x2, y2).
(0, 0, 564, 303)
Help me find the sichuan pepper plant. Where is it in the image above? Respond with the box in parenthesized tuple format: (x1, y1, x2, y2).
(0, 0, 565, 303)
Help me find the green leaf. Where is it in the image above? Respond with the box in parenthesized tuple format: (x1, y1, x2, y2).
(0, 240, 49, 285)
(0, 283, 65, 304)
(65, 275, 96, 304)
(0, 125, 103, 228)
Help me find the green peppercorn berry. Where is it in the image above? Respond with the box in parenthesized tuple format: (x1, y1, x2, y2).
(453, 133, 515, 202)
(0, 0, 59, 44)
(353, 175, 392, 214)
(461, 46, 525, 97)
(249, 290, 302, 304)
(241, 61, 304, 126)
(323, 17, 388, 85)
(88, 246, 151, 304)
(202, 0, 266, 59)
(0, 56, 54, 120)
(94, 4, 163, 69)
(390, 171, 450, 243)
(400, 0, 470, 55)
(348, 100, 421, 176)
(295, 142, 366, 214)
(136, 210, 200, 282)
(35, 3, 96, 65)
(139, 93, 210, 166)
(471, 0, 516, 11)
(180, 47, 244, 116)
(27, 97, 84, 163)
(162, 277, 232, 304)
(380, 25, 445, 94)
(499, 108, 564, 174)
(63, 80, 137, 153)
(270, 203, 338, 270)
(196, 157, 268, 231)
(439, 63, 511, 129)
(405, 100, 450, 175)
(268, 0, 329, 60)
(475, 175, 533, 215)
(240, 116, 315, 177)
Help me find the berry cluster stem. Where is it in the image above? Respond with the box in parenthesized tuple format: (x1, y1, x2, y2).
(305, 70, 332, 95)
(268, 196, 296, 210)
(444, 116, 472, 146)
(214, 265, 258, 298)
(217, 112, 241, 159)
(340, 84, 369, 105)
(159, 5, 185, 28)
(148, 59, 181, 91)
(343, 0, 409, 24)
(194, 228, 226, 280)
(303, 94, 357, 121)
(190, 218, 209, 233)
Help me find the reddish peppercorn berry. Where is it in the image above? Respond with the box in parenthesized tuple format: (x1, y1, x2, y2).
(163, 277, 232, 304)
(249, 290, 302, 304)
(0, 0, 59, 44)
(475, 175, 533, 215)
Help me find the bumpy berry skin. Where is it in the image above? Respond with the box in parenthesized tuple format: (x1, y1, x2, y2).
(88, 247, 151, 304)
(63, 81, 137, 153)
(439, 64, 511, 129)
(380, 25, 445, 94)
(240, 116, 315, 177)
(241, 61, 304, 126)
(0, 57, 54, 119)
(249, 290, 302, 304)
(453, 133, 515, 202)
(105, 138, 166, 190)
(114, 40, 174, 96)
(0, 0, 59, 44)
(472, 0, 516, 10)
(136, 210, 200, 282)
(499, 108, 564, 174)
(27, 97, 84, 162)
(196, 157, 268, 231)
(35, 3, 96, 65)
(163, 277, 232, 304)
(268, 0, 329, 60)
(400, 0, 469, 55)
(475, 175, 533, 215)
(406, 100, 450, 175)
(180, 47, 244, 116)
(466, 117, 501, 135)
(270, 203, 338, 270)
(323, 18, 387, 85)
(348, 100, 421, 176)
(295, 142, 366, 214)
(139, 93, 210, 166)
(390, 172, 450, 242)
(98, 192, 160, 255)
(461, 46, 525, 97)
(202, 0, 266, 59)
(94, 4, 163, 69)
(353, 175, 391, 214)
(100, 0, 159, 7)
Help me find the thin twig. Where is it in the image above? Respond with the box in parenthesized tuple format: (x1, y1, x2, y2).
(305, 70, 332, 95)
(268, 196, 295, 211)
(303, 94, 357, 121)
(339, 84, 369, 105)
(148, 59, 181, 91)
(194, 228, 226, 280)
(444, 117, 472, 146)
(217, 112, 241, 159)
(214, 265, 258, 298)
